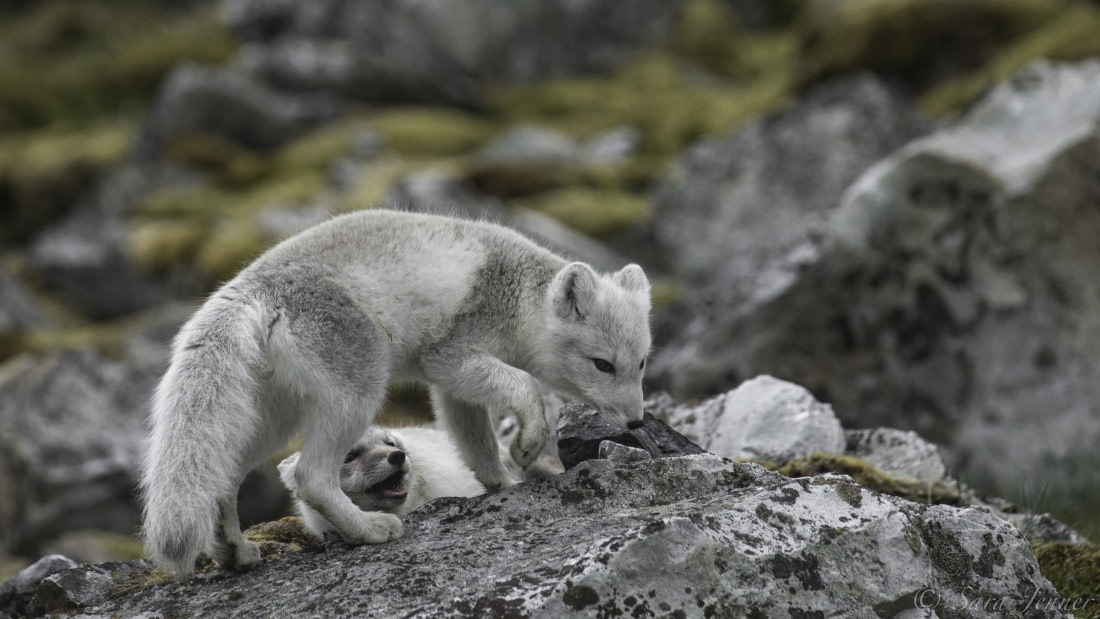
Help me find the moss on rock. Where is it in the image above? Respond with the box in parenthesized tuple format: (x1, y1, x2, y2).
(488, 48, 795, 160)
(922, 3, 1100, 115)
(797, 0, 1064, 88)
(0, 1, 235, 131)
(511, 187, 652, 239)
(1034, 542, 1100, 618)
(368, 107, 497, 157)
(0, 124, 131, 242)
(773, 452, 963, 506)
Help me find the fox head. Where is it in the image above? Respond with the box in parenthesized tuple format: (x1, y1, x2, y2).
(543, 262, 652, 429)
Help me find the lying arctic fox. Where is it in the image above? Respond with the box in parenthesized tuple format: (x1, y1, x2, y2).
(278, 426, 486, 538)
(141, 209, 652, 575)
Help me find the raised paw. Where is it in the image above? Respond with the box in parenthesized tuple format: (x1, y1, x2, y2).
(510, 422, 549, 468)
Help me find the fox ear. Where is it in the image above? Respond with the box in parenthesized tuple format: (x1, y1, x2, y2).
(277, 453, 300, 491)
(552, 262, 599, 320)
(613, 264, 649, 293)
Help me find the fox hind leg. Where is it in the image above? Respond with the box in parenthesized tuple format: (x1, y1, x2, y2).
(213, 496, 261, 571)
(267, 277, 402, 544)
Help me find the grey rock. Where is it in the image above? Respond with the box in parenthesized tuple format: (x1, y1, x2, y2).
(28, 212, 166, 319)
(717, 375, 846, 462)
(846, 428, 948, 484)
(136, 63, 341, 156)
(0, 302, 290, 558)
(26, 565, 116, 615)
(223, 0, 683, 105)
(648, 60, 1100, 502)
(0, 554, 76, 599)
(0, 554, 77, 618)
(472, 125, 580, 170)
(556, 401, 705, 470)
(652, 376, 845, 463)
(47, 455, 1066, 618)
(389, 179, 629, 272)
(0, 348, 160, 556)
(648, 74, 933, 396)
(581, 126, 642, 165)
(0, 270, 49, 341)
(598, 440, 651, 465)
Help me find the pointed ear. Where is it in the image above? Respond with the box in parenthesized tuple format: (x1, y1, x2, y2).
(551, 262, 599, 320)
(613, 264, 650, 293)
(277, 453, 300, 491)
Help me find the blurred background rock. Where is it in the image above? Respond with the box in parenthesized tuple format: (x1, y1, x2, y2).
(2, 0, 1100, 582)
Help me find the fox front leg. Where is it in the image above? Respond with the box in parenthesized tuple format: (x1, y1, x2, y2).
(423, 351, 549, 489)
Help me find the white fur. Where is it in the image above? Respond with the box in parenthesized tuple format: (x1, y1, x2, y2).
(278, 426, 486, 538)
(140, 209, 651, 574)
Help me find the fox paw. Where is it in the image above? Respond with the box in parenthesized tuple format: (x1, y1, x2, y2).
(510, 423, 549, 468)
(343, 512, 403, 544)
(215, 539, 262, 572)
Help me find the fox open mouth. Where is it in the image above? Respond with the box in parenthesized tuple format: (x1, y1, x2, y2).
(369, 472, 408, 500)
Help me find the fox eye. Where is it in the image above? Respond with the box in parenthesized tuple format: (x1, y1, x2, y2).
(383, 437, 397, 447)
(592, 358, 615, 374)
(639, 359, 645, 370)
(344, 449, 362, 464)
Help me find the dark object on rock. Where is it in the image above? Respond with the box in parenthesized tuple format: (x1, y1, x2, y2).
(556, 401, 705, 470)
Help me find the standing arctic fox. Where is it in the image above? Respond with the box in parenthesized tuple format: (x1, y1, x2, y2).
(141, 209, 652, 575)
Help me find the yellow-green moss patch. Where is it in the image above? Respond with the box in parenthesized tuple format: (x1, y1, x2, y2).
(771, 452, 963, 506)
(511, 187, 652, 239)
(488, 47, 796, 160)
(0, 1, 236, 131)
(922, 3, 1100, 115)
(0, 124, 132, 242)
(1034, 542, 1100, 618)
(368, 107, 498, 156)
(797, 0, 1063, 86)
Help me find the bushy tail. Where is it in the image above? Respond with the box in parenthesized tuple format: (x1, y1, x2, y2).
(140, 299, 265, 575)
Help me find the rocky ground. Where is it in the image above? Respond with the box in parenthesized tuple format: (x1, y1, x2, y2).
(3, 0, 1100, 615)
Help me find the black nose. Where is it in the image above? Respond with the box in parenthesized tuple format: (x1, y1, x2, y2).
(627, 419, 644, 430)
(388, 451, 406, 465)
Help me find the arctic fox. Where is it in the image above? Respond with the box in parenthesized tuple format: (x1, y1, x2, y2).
(141, 209, 651, 575)
(278, 426, 486, 538)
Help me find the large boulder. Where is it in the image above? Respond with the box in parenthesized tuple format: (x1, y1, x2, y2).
(648, 59, 1100, 501)
(224, 0, 685, 105)
(649, 376, 846, 463)
(0, 303, 288, 559)
(4, 451, 1067, 617)
(136, 63, 341, 156)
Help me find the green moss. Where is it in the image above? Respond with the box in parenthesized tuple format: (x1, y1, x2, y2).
(797, 0, 1064, 87)
(129, 220, 209, 273)
(0, 124, 132, 242)
(0, 1, 236, 131)
(773, 452, 963, 506)
(133, 172, 326, 284)
(164, 134, 272, 187)
(923, 3, 1100, 115)
(664, 0, 747, 79)
(488, 46, 796, 160)
(1034, 542, 1100, 618)
(368, 107, 498, 156)
(511, 187, 652, 239)
(243, 517, 321, 551)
